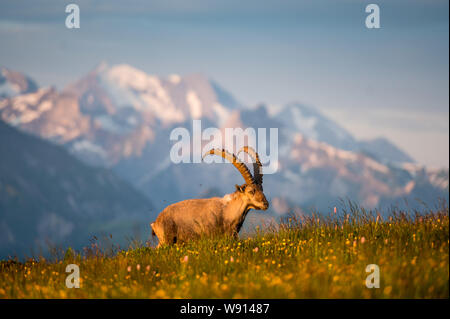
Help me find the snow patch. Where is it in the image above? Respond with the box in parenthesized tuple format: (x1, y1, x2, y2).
(98, 64, 185, 124)
(265, 104, 284, 116)
(212, 102, 230, 126)
(95, 115, 129, 135)
(168, 74, 181, 84)
(290, 106, 318, 140)
(186, 90, 203, 119)
(72, 140, 107, 159)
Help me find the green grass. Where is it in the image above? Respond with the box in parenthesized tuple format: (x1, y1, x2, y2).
(0, 203, 448, 298)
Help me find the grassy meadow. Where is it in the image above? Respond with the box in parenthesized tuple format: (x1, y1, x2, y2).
(0, 203, 448, 299)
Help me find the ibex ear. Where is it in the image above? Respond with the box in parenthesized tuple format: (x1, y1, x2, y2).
(235, 184, 244, 192)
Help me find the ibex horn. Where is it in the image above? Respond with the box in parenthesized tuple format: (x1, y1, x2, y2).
(238, 146, 263, 187)
(202, 148, 255, 185)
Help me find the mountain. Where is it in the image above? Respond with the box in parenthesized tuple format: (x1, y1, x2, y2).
(0, 67, 38, 99)
(0, 120, 154, 259)
(269, 102, 359, 152)
(0, 86, 89, 144)
(358, 137, 415, 164)
(66, 62, 240, 124)
(265, 102, 415, 164)
(0, 64, 447, 215)
(276, 133, 446, 210)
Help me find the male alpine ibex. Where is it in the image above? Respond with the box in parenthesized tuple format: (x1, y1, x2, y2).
(150, 146, 268, 246)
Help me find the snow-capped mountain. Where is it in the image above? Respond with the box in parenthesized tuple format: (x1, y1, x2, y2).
(0, 64, 447, 214)
(61, 63, 239, 166)
(67, 62, 238, 126)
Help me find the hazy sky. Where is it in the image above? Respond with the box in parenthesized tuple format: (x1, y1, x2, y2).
(0, 0, 448, 168)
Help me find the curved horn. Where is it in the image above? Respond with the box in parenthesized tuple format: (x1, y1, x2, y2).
(202, 148, 255, 185)
(238, 146, 263, 186)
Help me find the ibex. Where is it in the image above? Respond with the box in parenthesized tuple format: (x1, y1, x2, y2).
(150, 147, 268, 246)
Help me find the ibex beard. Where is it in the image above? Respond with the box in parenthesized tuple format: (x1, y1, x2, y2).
(150, 147, 268, 247)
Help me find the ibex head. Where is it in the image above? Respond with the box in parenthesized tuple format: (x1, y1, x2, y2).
(234, 183, 269, 210)
(203, 146, 269, 211)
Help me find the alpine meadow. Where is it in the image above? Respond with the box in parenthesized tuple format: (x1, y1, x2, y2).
(1, 203, 448, 298)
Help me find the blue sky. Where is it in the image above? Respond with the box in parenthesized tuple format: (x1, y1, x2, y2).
(0, 0, 448, 168)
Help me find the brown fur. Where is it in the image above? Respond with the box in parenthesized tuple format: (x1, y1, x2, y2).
(151, 184, 268, 247)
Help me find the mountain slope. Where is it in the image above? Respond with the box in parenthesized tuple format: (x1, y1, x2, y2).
(0, 67, 38, 99)
(271, 102, 359, 152)
(0, 120, 154, 259)
(267, 102, 415, 165)
(358, 137, 415, 164)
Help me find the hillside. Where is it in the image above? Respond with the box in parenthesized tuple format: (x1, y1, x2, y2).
(0, 205, 448, 298)
(0, 120, 155, 259)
